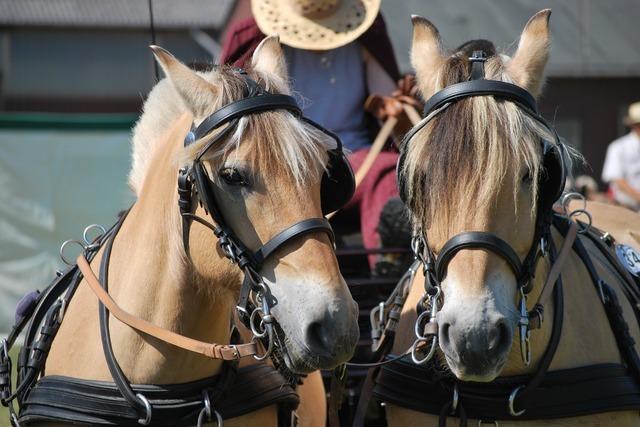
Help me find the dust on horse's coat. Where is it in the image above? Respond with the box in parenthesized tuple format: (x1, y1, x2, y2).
(41, 37, 358, 426)
(387, 10, 640, 426)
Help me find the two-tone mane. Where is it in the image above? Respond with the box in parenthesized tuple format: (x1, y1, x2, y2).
(401, 40, 555, 240)
(130, 65, 333, 196)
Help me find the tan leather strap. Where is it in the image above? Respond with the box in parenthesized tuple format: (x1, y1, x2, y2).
(530, 221, 578, 329)
(76, 255, 257, 360)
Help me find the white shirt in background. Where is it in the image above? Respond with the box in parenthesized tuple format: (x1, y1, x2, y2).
(602, 131, 640, 209)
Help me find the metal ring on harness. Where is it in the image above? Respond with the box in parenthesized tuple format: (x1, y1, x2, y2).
(252, 323, 274, 361)
(508, 385, 526, 417)
(411, 335, 438, 365)
(561, 192, 587, 217)
(197, 391, 223, 427)
(569, 209, 592, 234)
(250, 308, 268, 338)
(135, 393, 152, 425)
(59, 240, 86, 266)
(83, 224, 106, 246)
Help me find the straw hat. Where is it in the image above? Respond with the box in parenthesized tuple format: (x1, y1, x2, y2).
(624, 102, 640, 126)
(251, 0, 381, 51)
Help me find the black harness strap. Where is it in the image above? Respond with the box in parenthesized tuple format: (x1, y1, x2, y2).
(422, 79, 538, 118)
(18, 363, 297, 426)
(435, 232, 524, 282)
(374, 359, 640, 421)
(252, 218, 334, 268)
(372, 216, 640, 423)
(97, 208, 152, 419)
(192, 94, 301, 142)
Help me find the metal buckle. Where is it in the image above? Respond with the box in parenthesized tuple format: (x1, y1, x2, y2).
(135, 393, 152, 425)
(508, 385, 526, 416)
(227, 344, 239, 359)
(518, 289, 531, 366)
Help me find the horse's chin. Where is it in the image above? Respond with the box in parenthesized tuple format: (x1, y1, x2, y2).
(444, 353, 506, 383)
(280, 339, 345, 374)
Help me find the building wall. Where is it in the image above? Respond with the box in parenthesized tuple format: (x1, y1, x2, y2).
(540, 77, 640, 185)
(0, 28, 213, 112)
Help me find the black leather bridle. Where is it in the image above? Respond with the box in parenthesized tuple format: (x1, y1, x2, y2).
(176, 69, 352, 360)
(399, 50, 568, 366)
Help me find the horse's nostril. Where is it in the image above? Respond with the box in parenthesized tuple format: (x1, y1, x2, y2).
(489, 319, 510, 352)
(440, 322, 451, 347)
(305, 321, 334, 357)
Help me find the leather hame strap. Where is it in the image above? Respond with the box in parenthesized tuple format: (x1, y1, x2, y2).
(76, 255, 257, 360)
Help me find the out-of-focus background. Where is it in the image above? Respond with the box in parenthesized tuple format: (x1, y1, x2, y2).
(1, 0, 639, 335)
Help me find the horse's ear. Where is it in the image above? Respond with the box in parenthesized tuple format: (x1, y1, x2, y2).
(251, 36, 289, 82)
(150, 45, 218, 115)
(507, 9, 551, 98)
(411, 15, 447, 99)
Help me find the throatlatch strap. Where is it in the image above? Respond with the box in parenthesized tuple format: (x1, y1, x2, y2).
(76, 256, 257, 360)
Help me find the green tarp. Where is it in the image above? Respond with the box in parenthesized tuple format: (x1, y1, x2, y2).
(0, 120, 136, 334)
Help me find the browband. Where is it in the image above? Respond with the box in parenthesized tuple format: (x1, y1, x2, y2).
(191, 94, 302, 141)
(422, 80, 538, 117)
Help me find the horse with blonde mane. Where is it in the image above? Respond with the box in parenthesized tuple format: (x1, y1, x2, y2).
(1, 37, 360, 426)
(370, 10, 640, 426)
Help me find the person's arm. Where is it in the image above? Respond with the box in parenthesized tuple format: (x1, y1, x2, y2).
(601, 140, 640, 203)
(613, 179, 640, 203)
(363, 49, 414, 137)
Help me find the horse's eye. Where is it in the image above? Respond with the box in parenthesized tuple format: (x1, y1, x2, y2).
(219, 168, 248, 186)
(522, 170, 533, 184)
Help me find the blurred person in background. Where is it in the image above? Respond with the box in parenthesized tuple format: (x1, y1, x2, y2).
(574, 175, 610, 203)
(220, 0, 417, 274)
(602, 102, 640, 211)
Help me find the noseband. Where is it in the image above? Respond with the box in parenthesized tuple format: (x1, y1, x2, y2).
(177, 69, 347, 361)
(401, 51, 568, 367)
